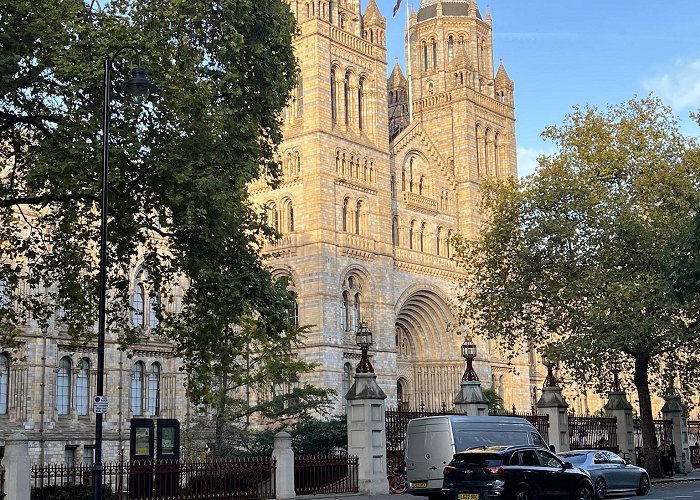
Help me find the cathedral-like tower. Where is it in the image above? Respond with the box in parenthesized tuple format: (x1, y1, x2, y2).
(249, 0, 535, 412)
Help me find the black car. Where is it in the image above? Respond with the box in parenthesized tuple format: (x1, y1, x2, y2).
(442, 445, 594, 500)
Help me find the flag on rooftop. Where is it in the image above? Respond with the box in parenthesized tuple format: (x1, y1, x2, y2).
(393, 0, 403, 16)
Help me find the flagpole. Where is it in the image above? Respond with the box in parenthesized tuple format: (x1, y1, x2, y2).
(406, 0, 413, 123)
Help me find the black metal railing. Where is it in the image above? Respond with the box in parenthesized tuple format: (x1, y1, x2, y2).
(294, 455, 358, 495)
(31, 457, 276, 499)
(568, 414, 618, 451)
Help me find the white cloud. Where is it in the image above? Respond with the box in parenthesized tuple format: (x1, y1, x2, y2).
(644, 58, 700, 111)
(517, 146, 554, 179)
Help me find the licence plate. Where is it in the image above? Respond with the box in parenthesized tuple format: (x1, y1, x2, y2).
(411, 481, 427, 488)
(458, 494, 479, 500)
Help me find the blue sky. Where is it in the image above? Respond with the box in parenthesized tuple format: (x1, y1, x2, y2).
(379, 0, 700, 178)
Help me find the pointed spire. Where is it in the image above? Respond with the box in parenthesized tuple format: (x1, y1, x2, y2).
(468, 0, 477, 17)
(364, 0, 385, 26)
(485, 6, 491, 24)
(495, 60, 511, 84)
(388, 60, 407, 87)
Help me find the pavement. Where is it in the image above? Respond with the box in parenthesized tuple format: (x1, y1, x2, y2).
(296, 469, 700, 500)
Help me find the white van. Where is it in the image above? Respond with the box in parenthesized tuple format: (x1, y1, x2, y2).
(405, 415, 548, 498)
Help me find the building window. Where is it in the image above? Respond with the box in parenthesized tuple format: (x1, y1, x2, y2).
(131, 361, 145, 416)
(344, 72, 350, 126)
(447, 36, 454, 61)
(57, 356, 72, 416)
(436, 227, 442, 256)
(420, 222, 426, 252)
(357, 78, 364, 130)
(409, 221, 415, 250)
(331, 69, 337, 123)
(76, 358, 90, 416)
(341, 292, 349, 331)
(432, 39, 437, 69)
(342, 362, 352, 412)
(352, 292, 361, 331)
(65, 446, 76, 467)
(149, 294, 159, 329)
(422, 41, 428, 71)
(342, 198, 350, 232)
(0, 353, 8, 415)
(355, 200, 363, 235)
(288, 297, 299, 327)
(296, 73, 304, 117)
(285, 200, 294, 233)
(392, 216, 399, 246)
(148, 363, 161, 416)
(132, 275, 145, 327)
(83, 446, 94, 465)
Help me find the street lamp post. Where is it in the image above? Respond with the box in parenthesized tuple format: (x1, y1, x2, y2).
(355, 322, 374, 373)
(542, 354, 559, 388)
(94, 48, 155, 500)
(609, 359, 623, 392)
(460, 335, 478, 381)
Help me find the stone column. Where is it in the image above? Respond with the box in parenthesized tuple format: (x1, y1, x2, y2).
(661, 394, 692, 473)
(604, 391, 634, 462)
(452, 380, 489, 416)
(536, 387, 569, 453)
(272, 431, 296, 499)
(345, 372, 389, 495)
(3, 431, 31, 500)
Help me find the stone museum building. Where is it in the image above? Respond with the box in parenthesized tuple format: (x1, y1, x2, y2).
(1, 0, 561, 464)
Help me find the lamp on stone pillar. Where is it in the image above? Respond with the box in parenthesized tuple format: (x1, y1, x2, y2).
(355, 322, 374, 373)
(609, 359, 623, 392)
(542, 354, 559, 388)
(461, 335, 478, 381)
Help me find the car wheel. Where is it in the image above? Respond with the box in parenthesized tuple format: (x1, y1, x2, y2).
(636, 474, 650, 496)
(515, 489, 532, 500)
(578, 484, 594, 500)
(594, 477, 607, 499)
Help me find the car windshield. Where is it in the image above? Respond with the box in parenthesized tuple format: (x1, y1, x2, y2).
(452, 453, 503, 468)
(559, 453, 588, 464)
(454, 431, 530, 451)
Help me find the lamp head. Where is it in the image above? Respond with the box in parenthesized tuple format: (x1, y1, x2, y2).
(125, 66, 157, 101)
(461, 336, 477, 360)
(356, 322, 372, 348)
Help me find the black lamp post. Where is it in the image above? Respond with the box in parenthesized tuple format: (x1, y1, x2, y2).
(94, 48, 155, 500)
(355, 322, 374, 373)
(460, 335, 479, 381)
(542, 354, 559, 388)
(609, 359, 623, 392)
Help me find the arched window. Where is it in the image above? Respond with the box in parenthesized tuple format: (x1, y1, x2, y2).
(363, 160, 368, 181)
(390, 175, 396, 197)
(432, 39, 437, 69)
(149, 294, 159, 328)
(341, 153, 346, 175)
(401, 169, 406, 191)
(286, 201, 295, 233)
(409, 220, 415, 250)
(419, 176, 424, 195)
(447, 229, 453, 258)
(131, 361, 145, 416)
(57, 356, 72, 416)
(289, 296, 299, 327)
(447, 36, 454, 61)
(295, 151, 301, 174)
(132, 273, 145, 326)
(0, 353, 9, 415)
(392, 216, 399, 246)
(342, 362, 352, 412)
(357, 78, 364, 130)
(428, 82, 434, 95)
(422, 41, 428, 71)
(341, 291, 349, 331)
(352, 292, 361, 331)
(344, 72, 350, 126)
(296, 73, 304, 117)
(355, 200, 362, 235)
(268, 202, 279, 232)
(409, 158, 414, 192)
(76, 358, 90, 416)
(331, 69, 337, 123)
(335, 150, 340, 172)
(148, 363, 161, 416)
(342, 198, 350, 232)
(436, 227, 442, 256)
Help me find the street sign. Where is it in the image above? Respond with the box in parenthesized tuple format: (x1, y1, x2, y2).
(94, 395, 109, 414)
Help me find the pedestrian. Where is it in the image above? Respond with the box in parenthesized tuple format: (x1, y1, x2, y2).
(660, 440, 672, 476)
(669, 441, 677, 476)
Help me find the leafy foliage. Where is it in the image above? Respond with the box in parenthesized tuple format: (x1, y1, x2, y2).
(1, 0, 330, 424)
(455, 96, 700, 476)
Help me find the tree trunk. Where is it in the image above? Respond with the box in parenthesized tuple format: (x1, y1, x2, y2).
(634, 355, 663, 478)
(213, 374, 228, 457)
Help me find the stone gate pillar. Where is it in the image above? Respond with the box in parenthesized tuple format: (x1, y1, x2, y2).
(604, 390, 634, 461)
(536, 360, 569, 453)
(2, 431, 31, 500)
(272, 431, 296, 499)
(662, 394, 692, 473)
(452, 334, 489, 415)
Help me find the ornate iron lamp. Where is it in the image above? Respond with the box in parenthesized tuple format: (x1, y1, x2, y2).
(609, 359, 623, 392)
(461, 335, 479, 381)
(355, 322, 374, 373)
(542, 354, 559, 388)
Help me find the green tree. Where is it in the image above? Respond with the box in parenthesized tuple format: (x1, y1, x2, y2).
(455, 97, 700, 477)
(1, 0, 330, 421)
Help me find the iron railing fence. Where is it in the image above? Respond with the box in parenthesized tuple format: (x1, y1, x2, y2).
(386, 405, 550, 473)
(633, 418, 673, 465)
(687, 420, 700, 468)
(31, 457, 276, 499)
(567, 414, 619, 452)
(294, 455, 358, 495)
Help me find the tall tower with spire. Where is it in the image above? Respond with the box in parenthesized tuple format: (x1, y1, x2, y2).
(249, 0, 531, 414)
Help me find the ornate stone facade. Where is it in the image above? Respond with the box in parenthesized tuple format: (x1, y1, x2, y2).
(249, 0, 544, 414)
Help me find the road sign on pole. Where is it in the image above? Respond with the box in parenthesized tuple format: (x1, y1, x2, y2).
(94, 395, 109, 414)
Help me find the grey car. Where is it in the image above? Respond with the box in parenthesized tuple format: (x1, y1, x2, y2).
(558, 450, 650, 499)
